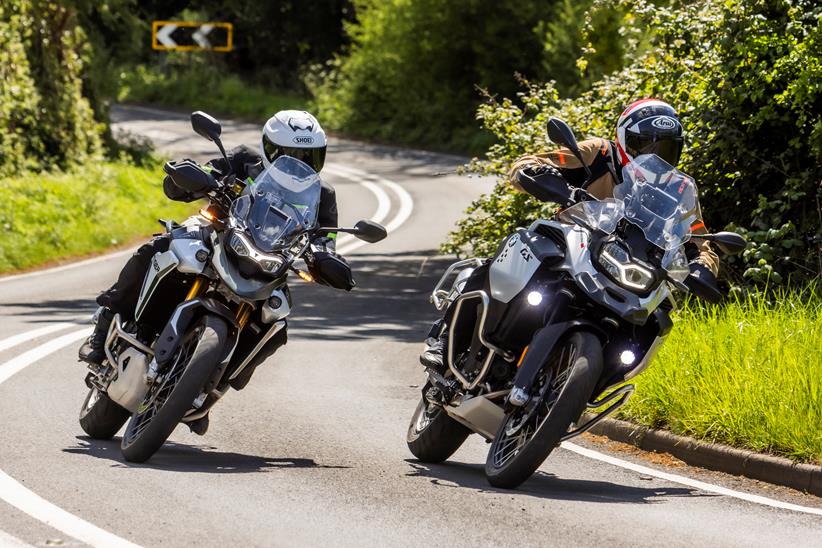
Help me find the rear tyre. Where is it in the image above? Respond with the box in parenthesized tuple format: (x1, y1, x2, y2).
(121, 315, 228, 463)
(79, 387, 130, 440)
(407, 396, 471, 463)
(485, 331, 602, 489)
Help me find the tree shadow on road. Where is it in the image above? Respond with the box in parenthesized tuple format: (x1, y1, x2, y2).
(286, 250, 453, 343)
(404, 460, 711, 505)
(64, 436, 350, 474)
(0, 298, 97, 321)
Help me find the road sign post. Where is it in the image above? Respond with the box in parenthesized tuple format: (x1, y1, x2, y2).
(152, 21, 233, 52)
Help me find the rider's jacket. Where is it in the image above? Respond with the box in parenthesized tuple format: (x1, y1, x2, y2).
(163, 145, 339, 229)
(507, 138, 719, 276)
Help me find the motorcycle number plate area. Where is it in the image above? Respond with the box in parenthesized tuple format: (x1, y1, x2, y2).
(489, 233, 541, 303)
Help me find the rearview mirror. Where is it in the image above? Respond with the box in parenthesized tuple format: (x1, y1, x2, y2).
(547, 117, 592, 183)
(352, 220, 388, 243)
(710, 231, 747, 255)
(191, 111, 222, 142)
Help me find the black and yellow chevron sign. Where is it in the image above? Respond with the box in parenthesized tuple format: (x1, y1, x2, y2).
(151, 21, 233, 52)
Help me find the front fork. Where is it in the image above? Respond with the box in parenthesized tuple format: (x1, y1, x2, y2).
(185, 275, 253, 332)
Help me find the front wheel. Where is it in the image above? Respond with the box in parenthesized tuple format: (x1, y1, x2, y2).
(485, 331, 602, 489)
(407, 395, 470, 463)
(79, 386, 130, 439)
(121, 315, 228, 463)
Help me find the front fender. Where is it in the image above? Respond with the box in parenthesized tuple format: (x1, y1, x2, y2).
(511, 320, 605, 394)
(154, 296, 239, 367)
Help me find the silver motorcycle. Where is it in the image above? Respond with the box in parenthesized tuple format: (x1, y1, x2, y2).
(406, 118, 746, 488)
(79, 112, 387, 462)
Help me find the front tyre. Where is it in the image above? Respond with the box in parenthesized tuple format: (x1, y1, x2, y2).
(407, 397, 470, 463)
(485, 331, 602, 489)
(79, 386, 130, 439)
(121, 315, 228, 463)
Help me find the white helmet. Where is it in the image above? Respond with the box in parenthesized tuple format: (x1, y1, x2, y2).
(260, 110, 327, 172)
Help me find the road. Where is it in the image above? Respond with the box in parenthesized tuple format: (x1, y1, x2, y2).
(0, 104, 819, 547)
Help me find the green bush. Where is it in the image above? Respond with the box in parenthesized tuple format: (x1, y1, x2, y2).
(619, 287, 822, 464)
(446, 0, 822, 286)
(0, 1, 105, 177)
(310, 0, 611, 154)
(118, 62, 307, 121)
(0, 161, 193, 273)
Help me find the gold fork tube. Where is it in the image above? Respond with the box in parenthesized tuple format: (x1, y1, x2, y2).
(185, 276, 207, 301)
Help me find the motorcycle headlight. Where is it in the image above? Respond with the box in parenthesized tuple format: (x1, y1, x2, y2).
(230, 233, 251, 257)
(229, 231, 285, 275)
(598, 242, 655, 291)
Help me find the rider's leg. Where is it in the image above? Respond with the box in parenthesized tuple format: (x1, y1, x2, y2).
(79, 236, 170, 365)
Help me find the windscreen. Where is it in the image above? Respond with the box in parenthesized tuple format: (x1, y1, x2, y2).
(230, 155, 321, 252)
(557, 198, 625, 234)
(613, 154, 697, 251)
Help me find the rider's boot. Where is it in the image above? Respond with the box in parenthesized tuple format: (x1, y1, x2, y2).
(419, 329, 449, 373)
(78, 307, 114, 366)
(188, 413, 209, 436)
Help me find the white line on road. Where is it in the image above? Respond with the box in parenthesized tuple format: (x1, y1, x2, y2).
(0, 327, 141, 547)
(0, 248, 136, 285)
(0, 322, 82, 354)
(561, 441, 822, 516)
(0, 529, 34, 547)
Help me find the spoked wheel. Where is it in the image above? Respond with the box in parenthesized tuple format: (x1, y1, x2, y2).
(121, 315, 228, 463)
(485, 331, 602, 489)
(79, 385, 130, 439)
(407, 391, 470, 463)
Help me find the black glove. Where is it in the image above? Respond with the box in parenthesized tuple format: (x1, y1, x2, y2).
(684, 262, 722, 303)
(516, 164, 573, 205)
(522, 163, 563, 180)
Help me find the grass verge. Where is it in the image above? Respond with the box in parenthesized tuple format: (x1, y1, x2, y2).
(118, 64, 308, 120)
(618, 287, 822, 465)
(0, 161, 194, 273)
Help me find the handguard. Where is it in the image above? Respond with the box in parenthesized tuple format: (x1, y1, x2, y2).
(516, 165, 575, 206)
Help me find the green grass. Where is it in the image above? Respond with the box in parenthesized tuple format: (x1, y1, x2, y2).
(118, 64, 309, 121)
(617, 287, 822, 464)
(0, 161, 194, 273)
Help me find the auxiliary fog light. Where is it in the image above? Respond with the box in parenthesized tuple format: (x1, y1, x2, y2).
(526, 291, 543, 306)
(620, 350, 637, 366)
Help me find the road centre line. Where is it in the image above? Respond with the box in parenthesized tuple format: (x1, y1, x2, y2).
(562, 442, 822, 516)
(0, 327, 140, 547)
(0, 323, 81, 354)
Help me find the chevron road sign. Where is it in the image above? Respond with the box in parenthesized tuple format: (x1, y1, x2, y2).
(151, 21, 233, 52)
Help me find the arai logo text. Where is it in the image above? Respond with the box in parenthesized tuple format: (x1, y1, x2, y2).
(651, 116, 677, 130)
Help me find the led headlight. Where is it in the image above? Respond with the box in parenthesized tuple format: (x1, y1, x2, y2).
(229, 231, 285, 275)
(598, 242, 655, 291)
(230, 233, 250, 257)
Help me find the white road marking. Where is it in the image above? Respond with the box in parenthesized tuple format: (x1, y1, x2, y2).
(326, 163, 414, 255)
(0, 529, 34, 547)
(0, 323, 81, 354)
(323, 165, 393, 253)
(562, 441, 822, 516)
(0, 328, 140, 547)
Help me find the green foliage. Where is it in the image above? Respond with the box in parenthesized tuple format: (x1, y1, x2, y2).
(618, 286, 822, 464)
(309, 0, 593, 153)
(0, 0, 105, 176)
(118, 62, 307, 121)
(446, 0, 822, 285)
(0, 161, 192, 273)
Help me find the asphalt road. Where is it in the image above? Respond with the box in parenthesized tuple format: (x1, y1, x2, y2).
(0, 105, 820, 547)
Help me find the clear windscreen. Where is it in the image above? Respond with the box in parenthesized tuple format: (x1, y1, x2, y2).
(613, 154, 697, 251)
(557, 198, 625, 234)
(230, 155, 321, 252)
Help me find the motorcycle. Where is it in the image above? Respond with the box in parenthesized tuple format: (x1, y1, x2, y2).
(79, 111, 387, 462)
(406, 118, 746, 488)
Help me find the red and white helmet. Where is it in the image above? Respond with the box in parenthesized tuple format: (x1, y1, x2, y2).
(615, 99, 684, 167)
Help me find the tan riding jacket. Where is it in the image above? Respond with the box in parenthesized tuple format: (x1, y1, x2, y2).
(507, 138, 719, 275)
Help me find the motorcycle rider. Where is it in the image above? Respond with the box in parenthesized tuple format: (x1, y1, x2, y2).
(79, 110, 338, 419)
(420, 98, 719, 371)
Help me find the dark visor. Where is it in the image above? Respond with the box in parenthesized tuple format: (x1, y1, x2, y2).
(263, 139, 326, 172)
(625, 134, 684, 166)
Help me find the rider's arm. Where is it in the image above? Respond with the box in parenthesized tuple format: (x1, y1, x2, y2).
(205, 144, 261, 179)
(508, 138, 617, 199)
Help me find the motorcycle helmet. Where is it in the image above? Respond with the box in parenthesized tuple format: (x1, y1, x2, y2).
(615, 99, 684, 167)
(261, 110, 327, 172)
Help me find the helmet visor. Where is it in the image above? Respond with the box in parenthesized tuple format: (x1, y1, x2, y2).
(625, 133, 684, 166)
(263, 137, 327, 172)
